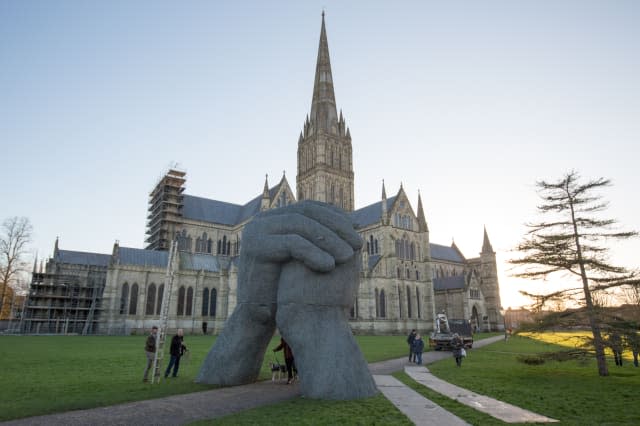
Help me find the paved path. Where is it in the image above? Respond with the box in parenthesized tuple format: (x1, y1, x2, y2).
(373, 375, 470, 426)
(404, 366, 558, 423)
(1, 335, 518, 426)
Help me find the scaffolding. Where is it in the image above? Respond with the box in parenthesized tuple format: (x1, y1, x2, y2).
(22, 270, 107, 335)
(145, 168, 186, 251)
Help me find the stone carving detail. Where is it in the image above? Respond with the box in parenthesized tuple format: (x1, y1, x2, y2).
(196, 201, 377, 399)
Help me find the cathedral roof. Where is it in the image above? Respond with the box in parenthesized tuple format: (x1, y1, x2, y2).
(54, 249, 111, 267)
(433, 275, 466, 291)
(118, 247, 168, 268)
(118, 247, 221, 272)
(430, 243, 466, 263)
(350, 196, 397, 228)
(178, 252, 220, 272)
(181, 178, 288, 226)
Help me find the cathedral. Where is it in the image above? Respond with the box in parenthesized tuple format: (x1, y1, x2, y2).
(23, 15, 503, 336)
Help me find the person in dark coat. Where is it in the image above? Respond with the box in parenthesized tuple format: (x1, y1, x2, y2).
(407, 329, 417, 362)
(451, 333, 464, 367)
(625, 329, 639, 367)
(143, 326, 158, 382)
(165, 328, 187, 378)
(412, 333, 425, 365)
(273, 337, 296, 384)
(608, 332, 623, 366)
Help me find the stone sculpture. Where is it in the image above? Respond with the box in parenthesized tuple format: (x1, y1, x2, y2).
(196, 200, 377, 399)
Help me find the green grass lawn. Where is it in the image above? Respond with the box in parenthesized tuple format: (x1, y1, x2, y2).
(0, 334, 408, 421)
(4, 333, 636, 425)
(397, 334, 640, 426)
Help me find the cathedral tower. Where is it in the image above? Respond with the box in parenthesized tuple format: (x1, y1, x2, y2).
(296, 13, 355, 211)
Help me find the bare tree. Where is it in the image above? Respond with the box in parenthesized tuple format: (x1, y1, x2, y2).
(510, 171, 639, 376)
(0, 217, 33, 319)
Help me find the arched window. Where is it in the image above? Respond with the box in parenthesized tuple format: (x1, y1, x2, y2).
(222, 236, 227, 255)
(202, 288, 209, 316)
(375, 289, 379, 317)
(374, 239, 378, 254)
(186, 287, 194, 316)
(129, 283, 138, 315)
(397, 287, 402, 318)
(156, 284, 164, 315)
(406, 285, 412, 318)
(416, 287, 421, 318)
(379, 290, 386, 318)
(210, 288, 217, 317)
(207, 238, 213, 254)
(406, 268, 410, 279)
(369, 235, 374, 255)
(410, 242, 415, 260)
(119, 283, 129, 315)
(416, 270, 420, 280)
(146, 283, 156, 315)
(177, 286, 185, 316)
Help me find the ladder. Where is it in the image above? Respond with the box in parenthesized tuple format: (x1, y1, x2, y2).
(151, 240, 178, 384)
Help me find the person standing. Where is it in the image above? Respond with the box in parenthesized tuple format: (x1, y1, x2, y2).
(143, 326, 158, 382)
(273, 337, 296, 384)
(165, 328, 187, 378)
(608, 332, 623, 366)
(451, 333, 464, 367)
(412, 333, 425, 365)
(407, 329, 417, 362)
(624, 329, 639, 367)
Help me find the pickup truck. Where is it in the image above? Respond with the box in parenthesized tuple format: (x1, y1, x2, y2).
(429, 313, 474, 350)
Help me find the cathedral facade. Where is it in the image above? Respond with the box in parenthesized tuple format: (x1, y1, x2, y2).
(23, 15, 503, 336)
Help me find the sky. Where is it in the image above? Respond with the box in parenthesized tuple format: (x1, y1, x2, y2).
(1, 1, 639, 309)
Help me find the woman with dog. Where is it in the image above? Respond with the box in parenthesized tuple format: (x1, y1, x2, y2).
(273, 337, 296, 384)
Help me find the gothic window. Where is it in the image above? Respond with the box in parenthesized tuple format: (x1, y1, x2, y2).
(207, 238, 213, 254)
(202, 288, 209, 316)
(410, 242, 415, 261)
(398, 286, 403, 318)
(375, 289, 380, 317)
(374, 239, 379, 254)
(177, 229, 191, 252)
(156, 284, 164, 315)
(186, 287, 194, 316)
(210, 288, 217, 317)
(416, 287, 421, 318)
(119, 283, 129, 315)
(129, 283, 138, 315)
(366, 241, 370, 255)
(406, 285, 412, 318)
(379, 289, 386, 318)
(146, 283, 156, 315)
(177, 286, 185, 316)
(217, 239, 221, 254)
(406, 268, 410, 279)
(416, 270, 420, 280)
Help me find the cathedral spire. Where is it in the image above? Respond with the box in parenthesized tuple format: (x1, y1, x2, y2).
(416, 190, 428, 232)
(482, 226, 494, 253)
(381, 180, 388, 225)
(310, 11, 338, 133)
(261, 174, 271, 211)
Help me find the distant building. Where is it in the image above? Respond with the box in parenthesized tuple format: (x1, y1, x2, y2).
(22, 15, 503, 335)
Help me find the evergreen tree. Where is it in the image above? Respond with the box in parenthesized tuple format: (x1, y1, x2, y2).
(511, 171, 639, 376)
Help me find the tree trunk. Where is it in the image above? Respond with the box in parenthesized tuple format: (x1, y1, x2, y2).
(570, 193, 609, 376)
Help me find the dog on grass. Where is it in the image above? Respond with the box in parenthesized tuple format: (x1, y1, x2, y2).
(270, 362, 286, 382)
